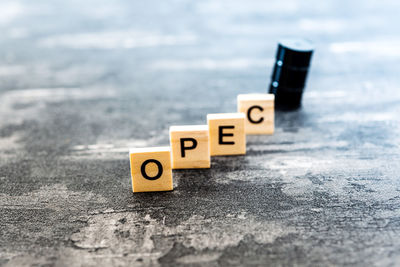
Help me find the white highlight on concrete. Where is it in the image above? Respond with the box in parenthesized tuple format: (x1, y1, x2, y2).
(0, 2, 25, 25)
(319, 112, 396, 123)
(3, 88, 116, 101)
(150, 58, 272, 70)
(38, 31, 197, 49)
(299, 18, 346, 32)
(305, 91, 347, 99)
(330, 40, 400, 56)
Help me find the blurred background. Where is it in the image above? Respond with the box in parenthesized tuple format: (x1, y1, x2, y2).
(1, 0, 400, 266)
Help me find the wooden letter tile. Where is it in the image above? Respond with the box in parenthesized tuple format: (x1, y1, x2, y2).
(207, 113, 246, 156)
(170, 125, 210, 169)
(237, 94, 274, 135)
(129, 147, 173, 193)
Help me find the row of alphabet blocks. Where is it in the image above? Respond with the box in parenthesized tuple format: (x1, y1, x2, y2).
(130, 93, 274, 192)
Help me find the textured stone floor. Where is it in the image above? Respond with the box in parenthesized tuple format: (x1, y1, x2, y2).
(1, 0, 400, 266)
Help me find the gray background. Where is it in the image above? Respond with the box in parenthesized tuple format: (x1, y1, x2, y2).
(1, 0, 400, 266)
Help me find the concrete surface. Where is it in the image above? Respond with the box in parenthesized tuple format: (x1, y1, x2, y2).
(1, 0, 400, 266)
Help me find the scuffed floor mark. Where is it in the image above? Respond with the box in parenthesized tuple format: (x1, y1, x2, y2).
(0, 87, 116, 128)
(176, 252, 221, 264)
(3, 254, 54, 267)
(0, 133, 23, 163)
(0, 184, 108, 211)
(66, 211, 296, 266)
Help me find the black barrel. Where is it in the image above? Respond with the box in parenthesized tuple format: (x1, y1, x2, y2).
(269, 38, 314, 110)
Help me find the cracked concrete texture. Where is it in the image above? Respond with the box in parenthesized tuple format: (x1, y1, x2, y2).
(1, 0, 400, 266)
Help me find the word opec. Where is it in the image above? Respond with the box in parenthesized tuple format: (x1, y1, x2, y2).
(129, 93, 274, 193)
